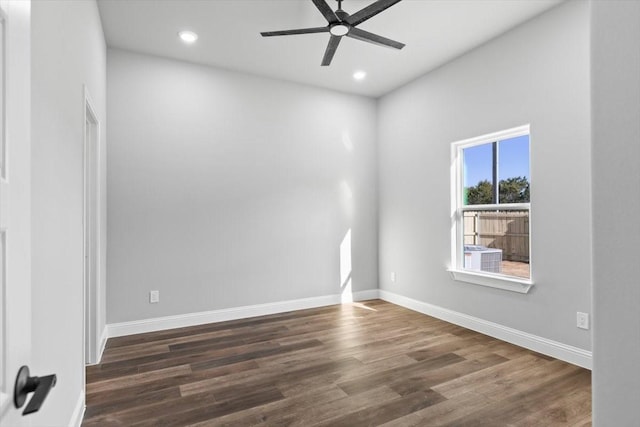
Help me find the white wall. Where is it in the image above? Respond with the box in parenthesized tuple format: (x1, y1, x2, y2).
(31, 0, 107, 424)
(377, 1, 591, 350)
(591, 0, 640, 423)
(107, 49, 378, 323)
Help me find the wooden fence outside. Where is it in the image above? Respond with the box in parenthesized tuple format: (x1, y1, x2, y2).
(463, 210, 529, 262)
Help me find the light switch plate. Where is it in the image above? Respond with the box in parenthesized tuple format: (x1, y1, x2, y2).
(577, 312, 589, 330)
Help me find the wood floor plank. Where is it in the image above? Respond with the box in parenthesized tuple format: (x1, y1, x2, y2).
(314, 389, 446, 427)
(132, 386, 285, 427)
(436, 367, 591, 426)
(388, 353, 508, 396)
(431, 353, 545, 398)
(180, 356, 363, 398)
(100, 343, 172, 364)
(511, 388, 592, 426)
(337, 352, 466, 396)
(84, 386, 182, 420)
(84, 300, 591, 426)
(185, 384, 349, 427)
(276, 354, 417, 398)
(87, 364, 192, 396)
(284, 385, 402, 427)
(379, 390, 495, 426)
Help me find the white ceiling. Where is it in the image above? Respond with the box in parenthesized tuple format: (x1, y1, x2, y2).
(97, 0, 563, 98)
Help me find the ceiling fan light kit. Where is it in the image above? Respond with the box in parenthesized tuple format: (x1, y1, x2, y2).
(260, 0, 404, 66)
(330, 24, 350, 36)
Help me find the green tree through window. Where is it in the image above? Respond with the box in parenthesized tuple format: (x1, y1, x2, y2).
(465, 176, 530, 205)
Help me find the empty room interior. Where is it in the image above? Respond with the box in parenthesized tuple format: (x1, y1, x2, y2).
(2, 0, 639, 426)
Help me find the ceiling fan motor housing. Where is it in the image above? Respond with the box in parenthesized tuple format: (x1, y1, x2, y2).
(335, 9, 350, 21)
(329, 9, 350, 35)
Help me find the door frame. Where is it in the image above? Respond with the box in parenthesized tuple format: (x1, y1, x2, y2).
(83, 86, 101, 366)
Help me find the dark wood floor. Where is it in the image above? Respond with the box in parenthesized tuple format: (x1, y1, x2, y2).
(84, 300, 591, 426)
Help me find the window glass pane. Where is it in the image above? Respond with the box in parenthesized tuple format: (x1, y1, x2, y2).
(463, 143, 493, 205)
(462, 209, 530, 279)
(498, 135, 530, 203)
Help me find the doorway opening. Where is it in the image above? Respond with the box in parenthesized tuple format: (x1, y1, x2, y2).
(84, 88, 101, 365)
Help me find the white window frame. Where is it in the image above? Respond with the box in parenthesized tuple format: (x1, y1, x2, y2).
(448, 125, 533, 293)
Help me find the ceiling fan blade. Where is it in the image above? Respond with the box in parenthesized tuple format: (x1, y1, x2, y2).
(321, 35, 342, 66)
(261, 27, 329, 37)
(346, 0, 402, 27)
(347, 27, 405, 49)
(311, 0, 340, 24)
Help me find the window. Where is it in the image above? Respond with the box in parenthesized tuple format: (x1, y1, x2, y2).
(449, 125, 532, 293)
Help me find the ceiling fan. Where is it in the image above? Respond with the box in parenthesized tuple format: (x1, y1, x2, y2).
(260, 0, 405, 66)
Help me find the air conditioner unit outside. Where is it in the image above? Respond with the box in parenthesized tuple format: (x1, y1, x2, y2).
(464, 245, 502, 273)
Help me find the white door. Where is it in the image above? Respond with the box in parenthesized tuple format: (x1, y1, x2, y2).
(0, 0, 32, 425)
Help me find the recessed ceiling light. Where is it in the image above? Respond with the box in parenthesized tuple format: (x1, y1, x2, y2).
(178, 30, 198, 44)
(353, 70, 367, 81)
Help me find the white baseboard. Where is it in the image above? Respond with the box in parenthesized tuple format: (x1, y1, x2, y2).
(85, 326, 108, 366)
(349, 289, 379, 301)
(107, 290, 378, 338)
(378, 289, 592, 370)
(104, 288, 591, 370)
(68, 391, 85, 427)
(97, 325, 108, 363)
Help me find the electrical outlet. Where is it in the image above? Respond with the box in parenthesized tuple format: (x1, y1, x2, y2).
(576, 312, 589, 330)
(149, 290, 159, 304)
(391, 272, 396, 283)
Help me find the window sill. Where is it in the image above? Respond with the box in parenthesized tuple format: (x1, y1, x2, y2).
(448, 269, 534, 294)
